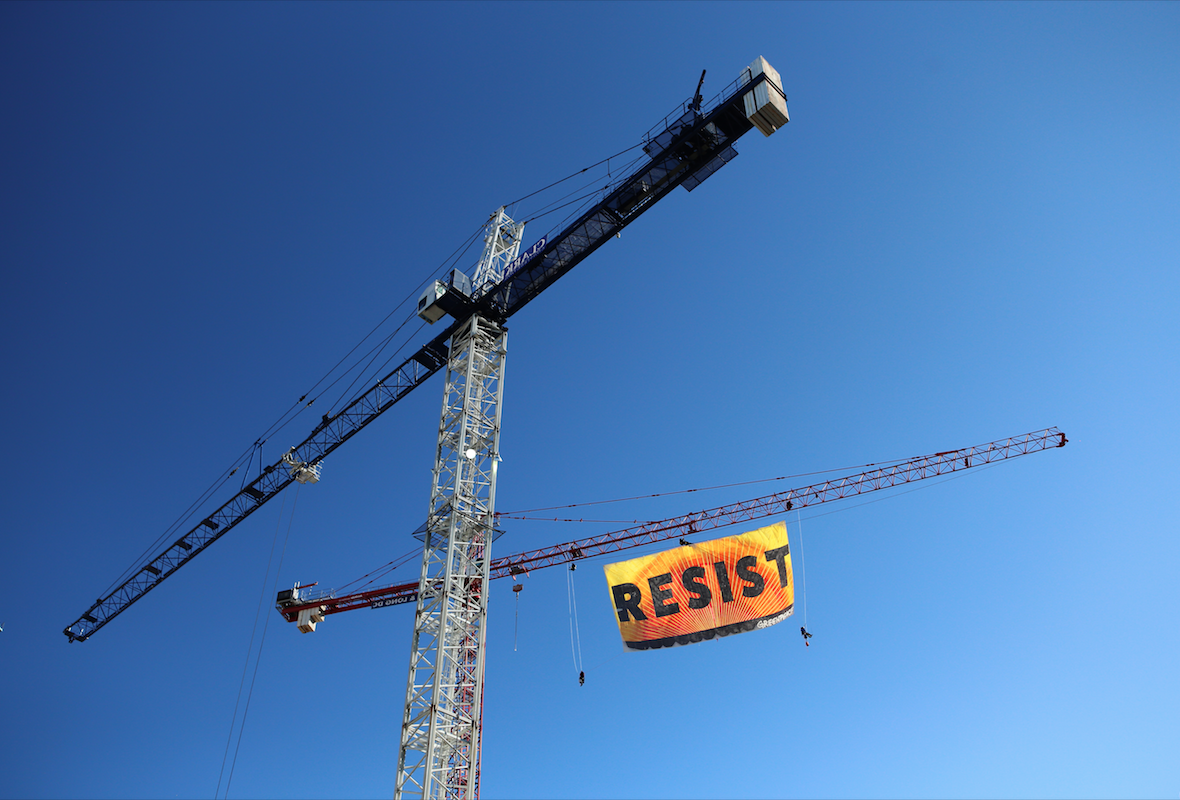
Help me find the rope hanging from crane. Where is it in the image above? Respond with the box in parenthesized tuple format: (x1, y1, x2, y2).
(217, 485, 301, 800)
(512, 582, 523, 652)
(796, 510, 812, 647)
(566, 562, 584, 686)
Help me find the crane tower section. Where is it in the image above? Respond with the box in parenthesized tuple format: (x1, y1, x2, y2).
(396, 313, 507, 800)
(472, 207, 525, 297)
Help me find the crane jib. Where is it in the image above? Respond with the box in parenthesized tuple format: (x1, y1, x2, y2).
(274, 428, 1067, 627)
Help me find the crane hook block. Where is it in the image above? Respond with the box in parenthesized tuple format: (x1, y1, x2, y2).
(283, 450, 322, 484)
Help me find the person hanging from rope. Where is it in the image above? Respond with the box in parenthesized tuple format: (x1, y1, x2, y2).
(579, 671, 585, 686)
(800, 626, 813, 646)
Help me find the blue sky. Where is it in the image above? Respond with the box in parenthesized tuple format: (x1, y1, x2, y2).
(2, 2, 1178, 798)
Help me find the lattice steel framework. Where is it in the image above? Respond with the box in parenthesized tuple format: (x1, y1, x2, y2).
(275, 427, 1068, 623)
(65, 59, 789, 645)
(396, 315, 507, 800)
(471, 207, 524, 298)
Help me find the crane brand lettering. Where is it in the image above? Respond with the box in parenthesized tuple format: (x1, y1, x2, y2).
(603, 522, 793, 651)
(501, 237, 547, 283)
(371, 593, 418, 609)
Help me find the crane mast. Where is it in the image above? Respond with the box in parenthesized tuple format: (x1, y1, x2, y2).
(396, 212, 516, 800)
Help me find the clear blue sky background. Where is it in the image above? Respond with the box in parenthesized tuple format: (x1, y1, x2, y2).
(2, 2, 1177, 798)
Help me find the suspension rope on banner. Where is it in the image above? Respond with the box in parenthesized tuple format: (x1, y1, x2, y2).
(567, 563, 584, 685)
(796, 509, 813, 647)
(512, 582, 523, 652)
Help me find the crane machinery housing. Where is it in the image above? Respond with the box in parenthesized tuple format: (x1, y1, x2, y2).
(65, 56, 791, 800)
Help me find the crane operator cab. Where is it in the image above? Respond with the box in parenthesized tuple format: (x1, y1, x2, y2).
(417, 268, 474, 324)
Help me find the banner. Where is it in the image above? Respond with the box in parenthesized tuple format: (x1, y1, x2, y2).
(603, 521, 793, 651)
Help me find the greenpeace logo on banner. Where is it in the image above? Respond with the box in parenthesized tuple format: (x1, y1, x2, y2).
(603, 521, 793, 651)
(371, 593, 417, 609)
(502, 237, 547, 283)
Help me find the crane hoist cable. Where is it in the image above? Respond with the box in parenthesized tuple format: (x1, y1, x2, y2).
(240, 441, 265, 490)
(332, 547, 421, 595)
(497, 457, 928, 517)
(296, 224, 485, 420)
(518, 461, 1026, 575)
(100, 441, 263, 597)
(235, 217, 482, 438)
(502, 142, 645, 209)
(323, 316, 427, 417)
(526, 184, 616, 228)
(524, 180, 614, 227)
(512, 150, 650, 246)
(795, 509, 809, 641)
(216, 484, 301, 800)
(522, 151, 648, 227)
(527, 155, 650, 235)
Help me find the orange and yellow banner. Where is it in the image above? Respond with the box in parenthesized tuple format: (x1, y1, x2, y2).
(603, 521, 793, 651)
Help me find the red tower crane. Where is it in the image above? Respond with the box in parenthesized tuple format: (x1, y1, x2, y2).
(275, 428, 1067, 630)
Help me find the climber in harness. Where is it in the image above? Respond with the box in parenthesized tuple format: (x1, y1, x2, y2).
(800, 626, 813, 646)
(579, 671, 585, 686)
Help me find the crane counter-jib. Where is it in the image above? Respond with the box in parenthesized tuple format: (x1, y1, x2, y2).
(62, 56, 788, 643)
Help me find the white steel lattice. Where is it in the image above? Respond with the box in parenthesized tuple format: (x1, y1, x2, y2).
(471, 207, 524, 298)
(396, 315, 507, 800)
